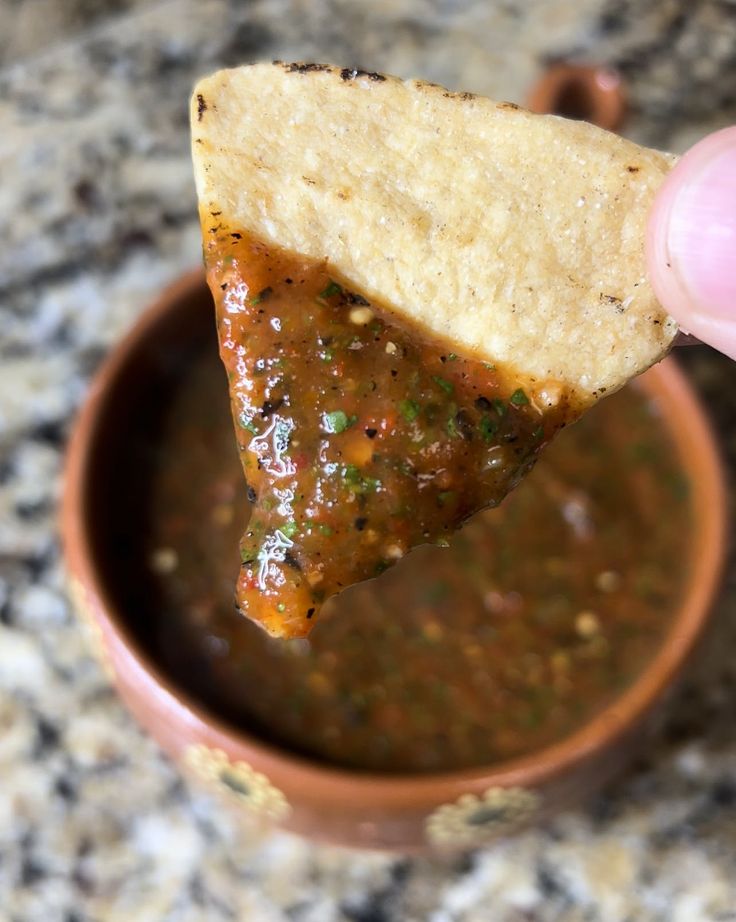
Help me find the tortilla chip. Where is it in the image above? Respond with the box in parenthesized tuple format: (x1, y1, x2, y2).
(191, 61, 677, 404)
(190, 62, 678, 638)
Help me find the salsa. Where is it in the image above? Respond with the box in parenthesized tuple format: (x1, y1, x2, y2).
(204, 230, 577, 637)
(131, 329, 692, 774)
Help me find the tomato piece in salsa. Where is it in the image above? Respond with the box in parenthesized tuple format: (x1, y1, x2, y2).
(205, 230, 577, 637)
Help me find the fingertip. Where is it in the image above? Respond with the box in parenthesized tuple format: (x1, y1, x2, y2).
(646, 126, 736, 359)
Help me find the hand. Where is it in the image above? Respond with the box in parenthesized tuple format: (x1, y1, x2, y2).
(647, 127, 736, 358)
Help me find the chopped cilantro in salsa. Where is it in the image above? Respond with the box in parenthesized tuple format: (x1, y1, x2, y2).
(205, 228, 575, 637)
(132, 319, 692, 773)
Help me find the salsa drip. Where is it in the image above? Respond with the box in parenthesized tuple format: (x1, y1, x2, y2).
(205, 229, 576, 637)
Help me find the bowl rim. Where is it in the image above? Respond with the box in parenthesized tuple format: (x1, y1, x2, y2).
(61, 269, 729, 807)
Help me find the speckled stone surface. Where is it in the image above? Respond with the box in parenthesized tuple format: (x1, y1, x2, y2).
(2, 1, 736, 919)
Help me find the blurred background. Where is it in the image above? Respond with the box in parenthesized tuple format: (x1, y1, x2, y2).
(2, 1, 736, 920)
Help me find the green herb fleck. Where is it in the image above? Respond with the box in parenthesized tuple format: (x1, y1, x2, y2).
(446, 416, 459, 438)
(306, 518, 333, 536)
(399, 399, 421, 422)
(423, 581, 450, 603)
(432, 375, 455, 395)
(437, 491, 456, 506)
(532, 425, 544, 441)
(483, 362, 496, 371)
(341, 464, 380, 493)
(479, 414, 498, 442)
(493, 398, 507, 417)
(510, 388, 530, 406)
(667, 472, 690, 501)
(321, 349, 334, 362)
(238, 414, 258, 434)
(280, 521, 298, 539)
(277, 602, 286, 612)
(319, 280, 343, 299)
(629, 442, 659, 464)
(342, 464, 361, 485)
(323, 410, 355, 434)
(273, 419, 293, 453)
(240, 547, 256, 564)
(447, 353, 458, 361)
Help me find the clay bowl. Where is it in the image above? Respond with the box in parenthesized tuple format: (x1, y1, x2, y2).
(62, 272, 727, 852)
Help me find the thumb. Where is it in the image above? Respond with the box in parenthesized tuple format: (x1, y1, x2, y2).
(647, 126, 736, 359)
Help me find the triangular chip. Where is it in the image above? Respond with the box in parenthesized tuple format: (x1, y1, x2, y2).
(191, 62, 677, 638)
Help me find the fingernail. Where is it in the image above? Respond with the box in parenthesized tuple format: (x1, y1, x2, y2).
(654, 128, 736, 322)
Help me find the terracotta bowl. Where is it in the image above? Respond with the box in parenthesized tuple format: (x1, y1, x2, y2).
(527, 63, 626, 130)
(61, 272, 727, 851)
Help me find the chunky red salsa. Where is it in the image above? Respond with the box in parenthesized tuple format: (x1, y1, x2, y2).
(204, 230, 576, 637)
(133, 332, 691, 773)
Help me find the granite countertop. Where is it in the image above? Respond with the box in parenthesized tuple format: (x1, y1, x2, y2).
(2, 1, 736, 919)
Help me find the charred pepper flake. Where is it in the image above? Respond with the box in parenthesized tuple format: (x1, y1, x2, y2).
(260, 398, 284, 418)
(247, 485, 257, 503)
(340, 68, 387, 82)
(346, 292, 371, 306)
(283, 552, 302, 571)
(474, 396, 492, 412)
(454, 410, 475, 441)
(354, 516, 368, 531)
(364, 428, 378, 439)
(510, 388, 530, 406)
(250, 286, 273, 305)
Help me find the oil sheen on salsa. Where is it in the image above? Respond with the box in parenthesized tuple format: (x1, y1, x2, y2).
(140, 339, 691, 774)
(204, 229, 576, 638)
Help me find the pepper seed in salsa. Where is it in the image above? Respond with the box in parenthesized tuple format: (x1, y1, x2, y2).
(205, 229, 578, 638)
